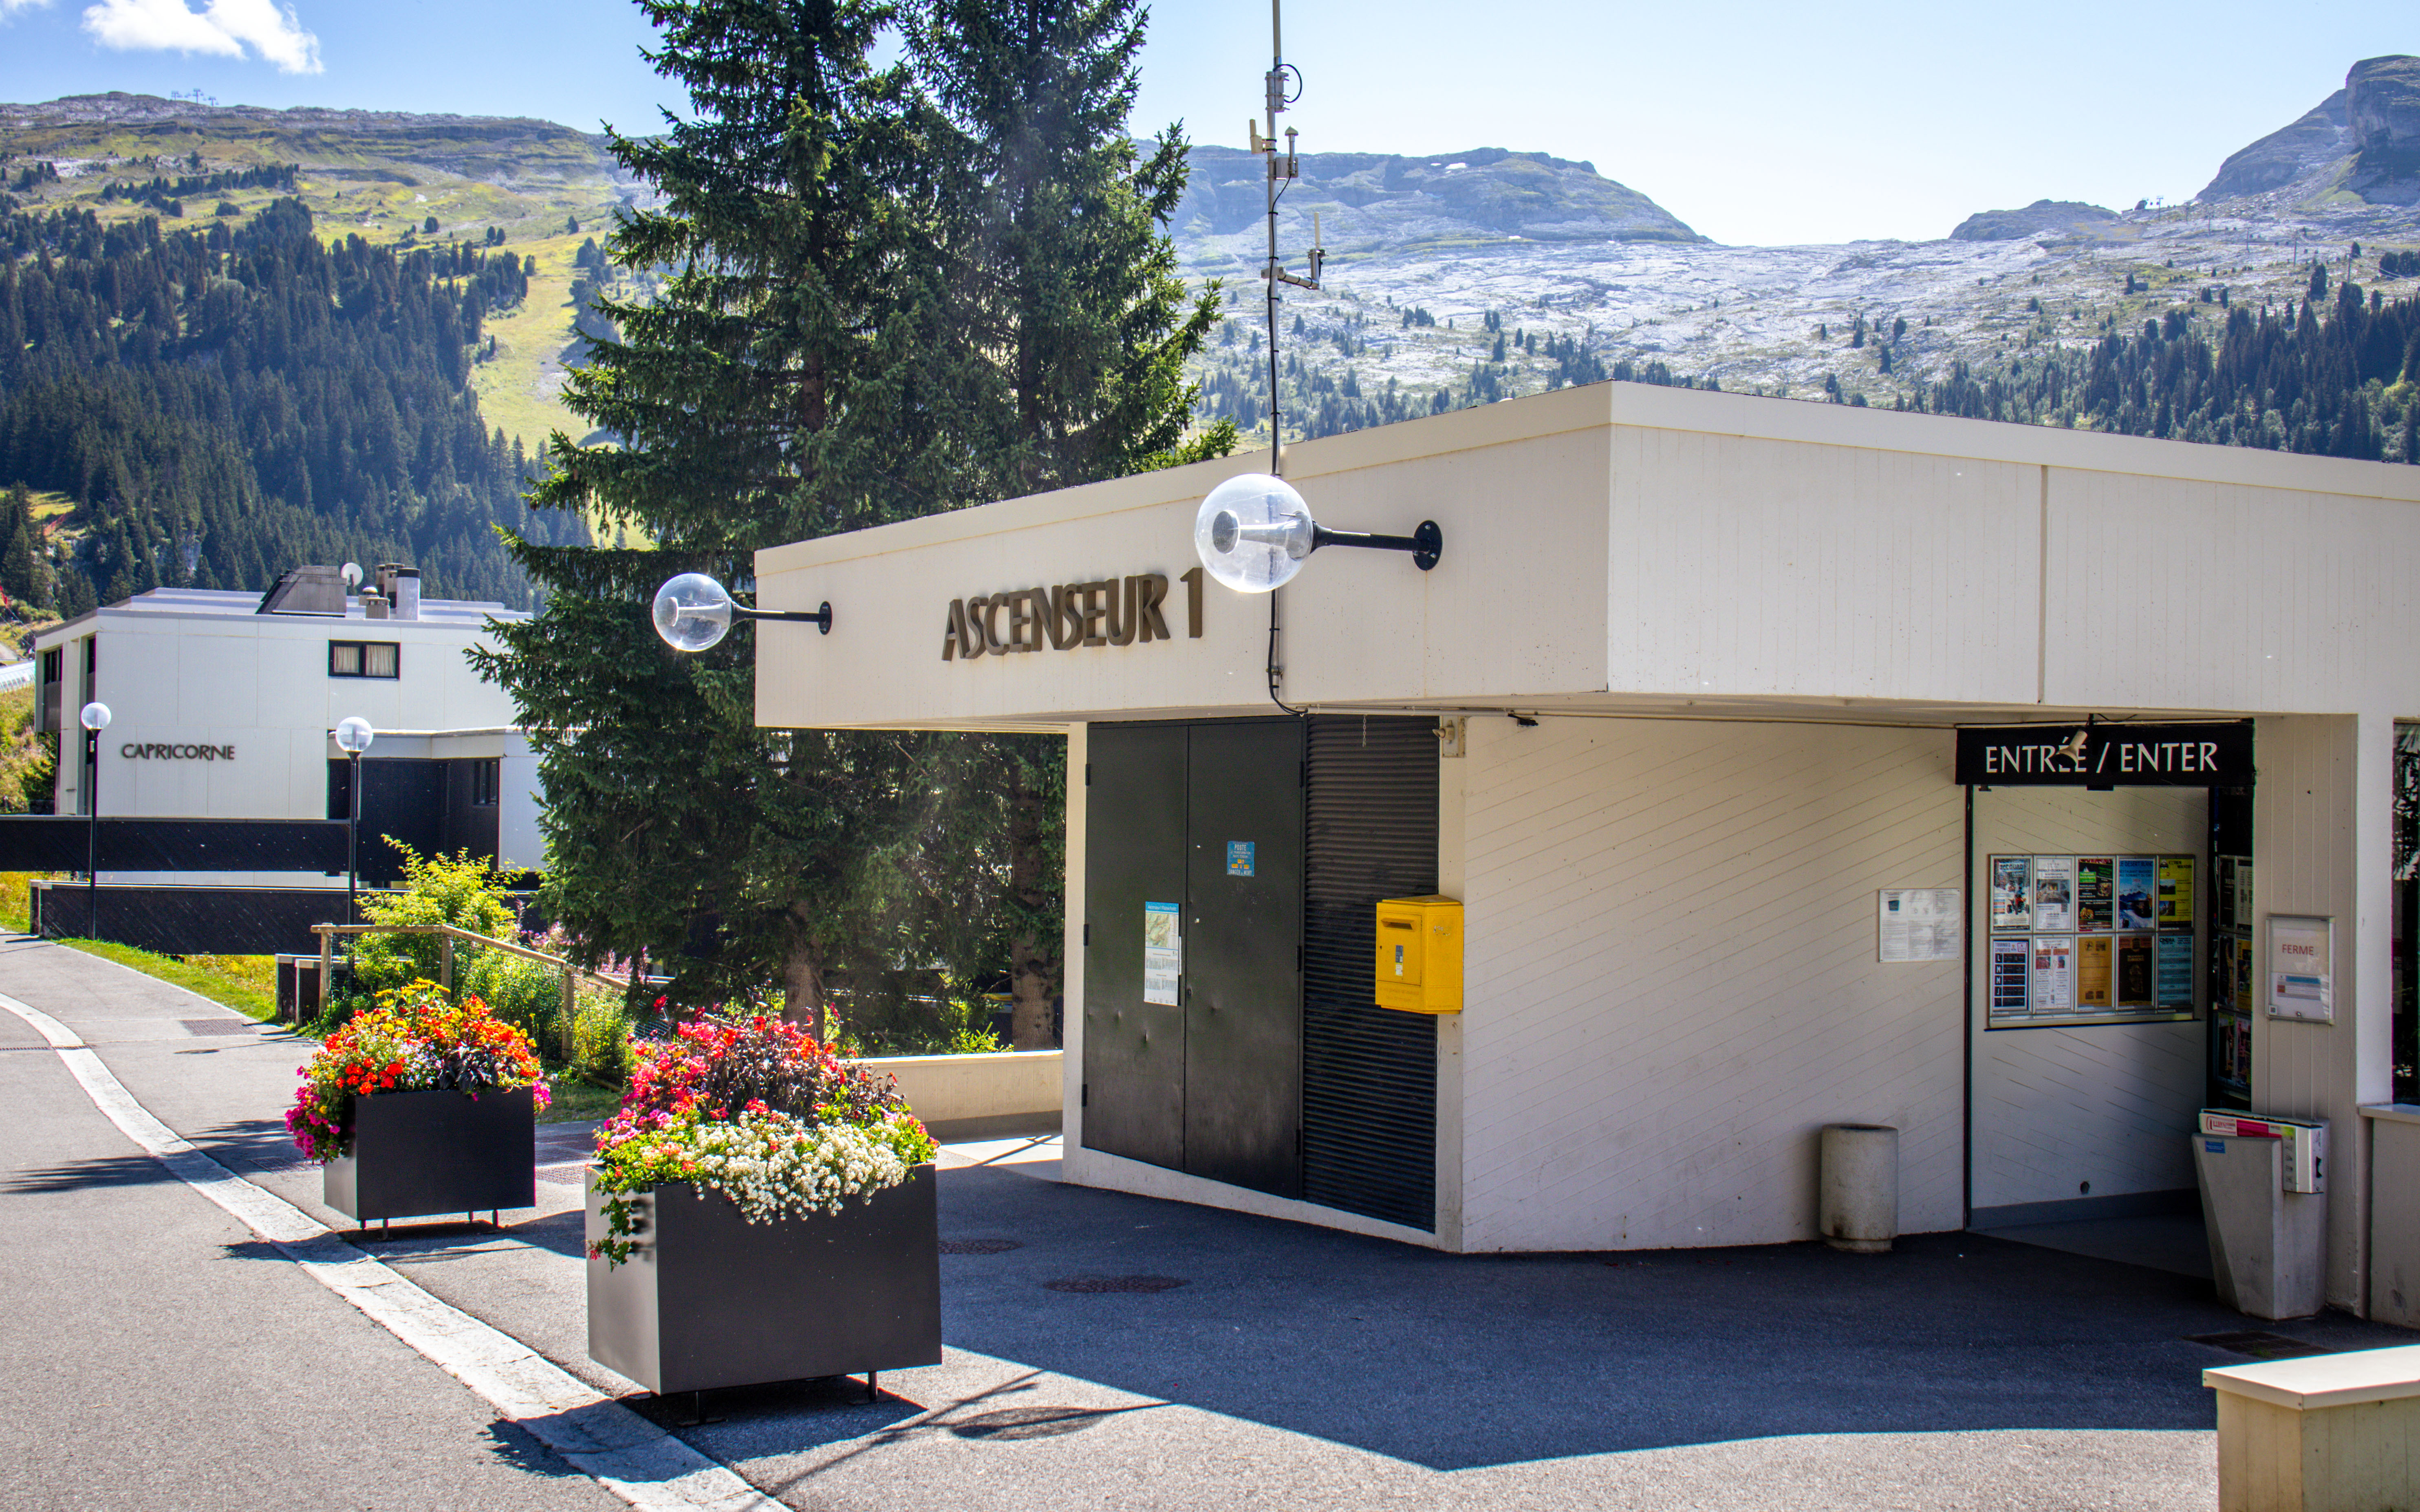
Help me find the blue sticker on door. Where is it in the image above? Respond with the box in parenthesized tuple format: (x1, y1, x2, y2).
(1226, 841, 1255, 877)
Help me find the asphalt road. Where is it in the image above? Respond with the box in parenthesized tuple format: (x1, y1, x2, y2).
(0, 938, 619, 1512)
(7, 933, 2418, 1512)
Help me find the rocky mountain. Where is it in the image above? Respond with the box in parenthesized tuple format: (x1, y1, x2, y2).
(1175, 55, 2420, 450)
(1171, 145, 1700, 268)
(4, 59, 2417, 480)
(2201, 55, 2420, 206)
(1949, 200, 2118, 242)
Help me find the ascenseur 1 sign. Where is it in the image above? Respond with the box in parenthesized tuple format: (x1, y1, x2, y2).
(942, 568, 1204, 661)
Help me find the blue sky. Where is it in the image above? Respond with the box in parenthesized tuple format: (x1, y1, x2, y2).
(0, 0, 2409, 246)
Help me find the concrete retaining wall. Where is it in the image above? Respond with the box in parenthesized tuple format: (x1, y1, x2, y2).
(854, 1050, 1062, 1140)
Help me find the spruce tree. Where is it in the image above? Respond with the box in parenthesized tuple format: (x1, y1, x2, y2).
(911, 0, 1233, 1046)
(0, 483, 42, 608)
(480, 0, 976, 1026)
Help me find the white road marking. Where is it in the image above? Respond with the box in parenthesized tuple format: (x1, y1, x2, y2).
(0, 990, 780, 1512)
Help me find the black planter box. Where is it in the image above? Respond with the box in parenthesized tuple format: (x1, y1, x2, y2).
(586, 1164, 941, 1395)
(323, 1086, 536, 1223)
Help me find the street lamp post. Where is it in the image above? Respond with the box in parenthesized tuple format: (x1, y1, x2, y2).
(79, 701, 110, 936)
(334, 717, 375, 924)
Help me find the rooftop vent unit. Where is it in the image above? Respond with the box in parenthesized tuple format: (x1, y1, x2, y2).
(256, 565, 348, 617)
(372, 563, 421, 621)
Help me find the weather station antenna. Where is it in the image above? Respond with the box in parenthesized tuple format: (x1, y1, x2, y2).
(1252, 0, 1324, 478)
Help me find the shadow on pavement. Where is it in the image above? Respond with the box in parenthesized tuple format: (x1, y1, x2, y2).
(924, 1166, 2420, 1471)
(5, 1151, 184, 1192)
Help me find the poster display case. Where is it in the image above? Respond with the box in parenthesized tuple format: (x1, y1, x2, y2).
(2209, 853, 2253, 1102)
(1986, 852, 2199, 1028)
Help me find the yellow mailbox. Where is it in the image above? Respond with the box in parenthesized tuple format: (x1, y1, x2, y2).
(1374, 895, 1463, 1014)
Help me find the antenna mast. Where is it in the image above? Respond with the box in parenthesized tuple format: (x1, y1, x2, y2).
(1254, 0, 1323, 477)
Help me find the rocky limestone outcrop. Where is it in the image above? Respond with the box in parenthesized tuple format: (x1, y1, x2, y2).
(2198, 55, 2420, 205)
(2346, 55, 2420, 203)
(1173, 145, 1700, 260)
(2198, 90, 2349, 200)
(1948, 199, 2118, 241)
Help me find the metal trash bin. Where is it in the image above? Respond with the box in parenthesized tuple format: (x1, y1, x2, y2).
(1820, 1123, 1900, 1252)
(2194, 1109, 2328, 1320)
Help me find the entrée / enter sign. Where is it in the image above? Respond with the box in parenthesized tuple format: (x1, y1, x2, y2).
(943, 568, 1204, 661)
(1954, 720, 2253, 787)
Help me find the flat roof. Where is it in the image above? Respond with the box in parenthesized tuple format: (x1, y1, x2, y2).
(752, 379, 2420, 730)
(33, 586, 527, 648)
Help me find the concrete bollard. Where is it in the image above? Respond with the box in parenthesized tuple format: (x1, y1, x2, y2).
(1821, 1123, 1900, 1252)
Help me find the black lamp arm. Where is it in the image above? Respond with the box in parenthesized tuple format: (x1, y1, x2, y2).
(730, 600, 834, 635)
(1309, 520, 1443, 572)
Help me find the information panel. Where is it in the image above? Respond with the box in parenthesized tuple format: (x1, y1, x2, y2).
(1986, 852, 2197, 1027)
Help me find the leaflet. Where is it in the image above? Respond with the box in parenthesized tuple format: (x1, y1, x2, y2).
(2032, 856, 2075, 933)
(1142, 901, 1182, 1006)
(2076, 935, 2114, 1009)
(2157, 856, 2194, 931)
(1990, 936, 2031, 1018)
(2117, 856, 2156, 931)
(1990, 857, 2032, 932)
(2032, 935, 2075, 1013)
(2076, 857, 2115, 933)
(2115, 934, 2154, 1007)
(2156, 933, 2195, 1008)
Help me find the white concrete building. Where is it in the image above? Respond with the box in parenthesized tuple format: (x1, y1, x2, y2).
(31, 567, 542, 880)
(748, 381, 2420, 1325)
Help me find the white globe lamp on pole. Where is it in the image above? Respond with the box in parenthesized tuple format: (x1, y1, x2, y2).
(335, 717, 375, 924)
(79, 701, 110, 931)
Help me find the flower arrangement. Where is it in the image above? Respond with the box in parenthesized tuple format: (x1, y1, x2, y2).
(588, 1013, 937, 1265)
(287, 979, 550, 1163)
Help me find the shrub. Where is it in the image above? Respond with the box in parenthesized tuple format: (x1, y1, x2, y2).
(350, 845, 517, 993)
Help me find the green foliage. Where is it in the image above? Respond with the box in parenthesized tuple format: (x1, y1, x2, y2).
(459, 945, 563, 1042)
(0, 686, 53, 813)
(350, 844, 519, 993)
(1894, 286, 2420, 460)
(481, 0, 1215, 1045)
(568, 987, 638, 1085)
(0, 201, 572, 606)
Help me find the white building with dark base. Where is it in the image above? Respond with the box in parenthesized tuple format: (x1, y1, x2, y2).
(31, 566, 540, 885)
(745, 381, 2420, 1329)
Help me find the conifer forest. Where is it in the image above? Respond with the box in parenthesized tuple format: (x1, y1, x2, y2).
(0, 196, 582, 615)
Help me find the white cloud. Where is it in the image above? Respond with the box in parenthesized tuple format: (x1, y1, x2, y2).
(80, 0, 321, 72)
(1, 0, 59, 18)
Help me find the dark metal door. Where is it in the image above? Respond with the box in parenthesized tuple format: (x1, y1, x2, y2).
(1182, 719, 1305, 1198)
(1081, 724, 1189, 1171)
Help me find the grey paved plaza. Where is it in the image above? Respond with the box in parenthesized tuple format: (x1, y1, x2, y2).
(5, 933, 2413, 1510)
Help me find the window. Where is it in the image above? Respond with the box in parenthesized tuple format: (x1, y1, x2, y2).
(329, 640, 400, 678)
(470, 758, 499, 808)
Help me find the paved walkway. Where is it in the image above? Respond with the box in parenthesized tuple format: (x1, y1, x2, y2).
(5, 934, 2415, 1510)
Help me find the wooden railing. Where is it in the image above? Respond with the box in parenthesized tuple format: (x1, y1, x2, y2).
(309, 921, 629, 1056)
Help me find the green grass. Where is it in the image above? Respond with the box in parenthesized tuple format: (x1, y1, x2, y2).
(56, 937, 280, 1022)
(539, 1073, 622, 1125)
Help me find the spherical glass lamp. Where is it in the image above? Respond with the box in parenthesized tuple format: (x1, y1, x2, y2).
(79, 702, 110, 732)
(1194, 473, 1316, 593)
(334, 717, 375, 755)
(653, 572, 736, 651)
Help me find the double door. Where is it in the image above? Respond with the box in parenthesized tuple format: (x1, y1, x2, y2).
(1083, 720, 1304, 1198)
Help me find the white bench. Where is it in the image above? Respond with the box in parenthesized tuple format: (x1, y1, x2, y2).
(2205, 1344, 2420, 1511)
